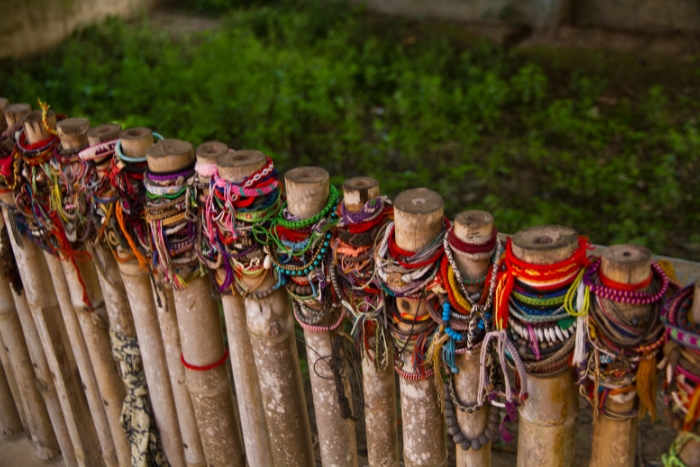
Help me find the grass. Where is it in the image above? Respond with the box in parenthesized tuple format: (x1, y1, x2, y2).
(2, 0, 700, 260)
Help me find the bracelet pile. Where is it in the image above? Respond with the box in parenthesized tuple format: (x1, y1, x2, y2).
(375, 219, 446, 380)
(332, 196, 393, 370)
(494, 236, 591, 377)
(110, 134, 164, 270)
(661, 285, 700, 432)
(202, 155, 283, 298)
(145, 159, 200, 290)
(268, 185, 341, 332)
(581, 258, 669, 420)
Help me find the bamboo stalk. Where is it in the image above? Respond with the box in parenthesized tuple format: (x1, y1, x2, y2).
(215, 149, 273, 467)
(146, 138, 245, 466)
(589, 245, 654, 467)
(0, 341, 22, 438)
(392, 188, 447, 467)
(43, 253, 118, 467)
(225, 162, 314, 467)
(452, 211, 495, 467)
(343, 177, 399, 467)
(511, 226, 579, 467)
(2, 206, 105, 466)
(0, 331, 26, 433)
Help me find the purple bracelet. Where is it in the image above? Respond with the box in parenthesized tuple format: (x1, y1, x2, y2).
(340, 196, 388, 225)
(147, 168, 195, 182)
(583, 257, 668, 305)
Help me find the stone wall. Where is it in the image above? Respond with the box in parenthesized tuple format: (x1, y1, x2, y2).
(0, 0, 163, 58)
(354, 0, 700, 34)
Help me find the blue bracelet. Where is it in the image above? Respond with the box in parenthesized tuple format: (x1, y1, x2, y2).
(116, 131, 164, 163)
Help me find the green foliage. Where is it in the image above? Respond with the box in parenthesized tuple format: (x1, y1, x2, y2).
(2, 1, 699, 259)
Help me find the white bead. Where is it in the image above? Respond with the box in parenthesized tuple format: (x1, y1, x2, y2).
(263, 255, 272, 270)
(536, 328, 544, 342)
(555, 327, 564, 341)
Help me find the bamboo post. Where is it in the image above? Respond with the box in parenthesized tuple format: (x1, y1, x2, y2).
(285, 166, 359, 467)
(232, 165, 316, 466)
(0, 342, 22, 438)
(6, 110, 106, 467)
(88, 124, 188, 467)
(589, 244, 655, 466)
(124, 128, 205, 467)
(0, 331, 26, 432)
(153, 283, 207, 467)
(145, 138, 245, 466)
(343, 176, 399, 467)
(392, 188, 448, 467)
(451, 211, 495, 467)
(511, 226, 579, 467)
(0, 253, 62, 453)
(215, 149, 273, 467)
(43, 253, 118, 467)
(51, 119, 131, 467)
(676, 279, 700, 466)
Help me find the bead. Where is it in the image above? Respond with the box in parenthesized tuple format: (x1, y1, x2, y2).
(478, 434, 489, 445)
(446, 417, 458, 428)
(453, 433, 465, 444)
(448, 426, 460, 436)
(460, 440, 471, 451)
(471, 438, 482, 450)
(484, 428, 495, 440)
(445, 409, 455, 418)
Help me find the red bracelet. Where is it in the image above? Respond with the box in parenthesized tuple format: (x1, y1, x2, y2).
(181, 349, 229, 371)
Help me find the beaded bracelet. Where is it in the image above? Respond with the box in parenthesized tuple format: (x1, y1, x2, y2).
(584, 258, 669, 305)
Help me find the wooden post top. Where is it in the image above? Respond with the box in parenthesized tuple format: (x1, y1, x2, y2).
(452, 211, 495, 290)
(196, 141, 228, 164)
(342, 177, 380, 213)
(599, 244, 652, 285)
(56, 118, 90, 151)
(393, 187, 443, 253)
(217, 150, 266, 183)
(285, 167, 330, 219)
(87, 123, 122, 145)
(4, 103, 31, 127)
(454, 210, 494, 243)
(512, 225, 578, 265)
(21, 110, 56, 145)
(146, 139, 195, 173)
(120, 127, 155, 160)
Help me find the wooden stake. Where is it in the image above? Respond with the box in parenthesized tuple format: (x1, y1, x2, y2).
(589, 244, 654, 467)
(152, 283, 207, 467)
(51, 124, 131, 467)
(511, 225, 579, 467)
(2, 207, 105, 467)
(0, 331, 26, 432)
(121, 126, 204, 466)
(452, 210, 495, 467)
(146, 138, 245, 467)
(218, 160, 314, 467)
(0, 337, 22, 438)
(343, 176, 399, 467)
(0, 267, 59, 447)
(21, 110, 56, 143)
(89, 124, 188, 467)
(392, 187, 447, 467)
(215, 149, 273, 467)
(682, 281, 700, 465)
(285, 166, 359, 467)
(43, 253, 118, 467)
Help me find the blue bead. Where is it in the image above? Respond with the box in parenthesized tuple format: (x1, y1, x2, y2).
(324, 241, 329, 246)
(321, 248, 327, 253)
(478, 321, 484, 330)
(313, 260, 319, 266)
(451, 367, 459, 374)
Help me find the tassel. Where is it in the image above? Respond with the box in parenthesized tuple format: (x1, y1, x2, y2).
(636, 352, 658, 421)
(426, 328, 449, 410)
